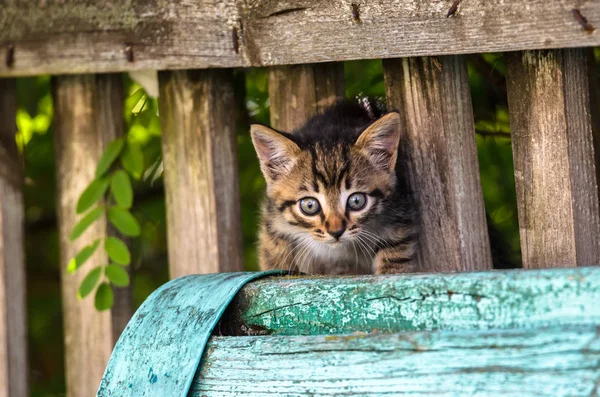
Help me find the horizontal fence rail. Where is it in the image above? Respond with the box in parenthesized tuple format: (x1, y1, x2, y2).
(194, 326, 600, 396)
(220, 267, 600, 336)
(2, 1, 600, 76)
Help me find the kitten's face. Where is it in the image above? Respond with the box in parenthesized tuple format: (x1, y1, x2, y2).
(251, 113, 401, 250)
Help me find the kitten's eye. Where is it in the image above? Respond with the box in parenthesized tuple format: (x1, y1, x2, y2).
(299, 197, 321, 215)
(347, 193, 367, 211)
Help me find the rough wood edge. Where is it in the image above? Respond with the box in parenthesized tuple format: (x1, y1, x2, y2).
(220, 266, 600, 336)
(0, 78, 28, 397)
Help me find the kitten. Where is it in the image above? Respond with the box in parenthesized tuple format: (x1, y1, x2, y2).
(250, 99, 417, 275)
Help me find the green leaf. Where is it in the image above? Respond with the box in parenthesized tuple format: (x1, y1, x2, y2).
(67, 239, 100, 274)
(76, 178, 109, 214)
(95, 282, 114, 311)
(70, 206, 104, 241)
(111, 170, 133, 209)
(96, 138, 125, 178)
(77, 266, 103, 299)
(107, 207, 141, 237)
(104, 236, 130, 265)
(121, 143, 144, 179)
(105, 265, 130, 287)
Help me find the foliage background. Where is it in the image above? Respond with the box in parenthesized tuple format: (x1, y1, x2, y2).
(18, 55, 525, 395)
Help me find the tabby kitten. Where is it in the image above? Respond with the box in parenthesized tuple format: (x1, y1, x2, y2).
(250, 100, 417, 275)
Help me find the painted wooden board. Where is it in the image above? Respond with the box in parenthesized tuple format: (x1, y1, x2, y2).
(3, 1, 600, 76)
(0, 79, 27, 397)
(220, 267, 600, 336)
(192, 326, 600, 396)
(506, 49, 600, 268)
(97, 271, 282, 397)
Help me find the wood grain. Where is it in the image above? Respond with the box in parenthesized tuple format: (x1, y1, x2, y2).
(3, 1, 600, 77)
(384, 56, 492, 273)
(0, 79, 27, 397)
(269, 63, 345, 132)
(220, 267, 600, 336)
(159, 69, 243, 277)
(53, 74, 131, 397)
(506, 49, 600, 268)
(193, 326, 600, 396)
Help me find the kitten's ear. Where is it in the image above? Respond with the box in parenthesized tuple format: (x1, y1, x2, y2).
(250, 124, 301, 182)
(355, 112, 401, 172)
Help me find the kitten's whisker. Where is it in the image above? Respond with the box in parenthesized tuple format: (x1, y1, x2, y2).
(295, 239, 314, 274)
(357, 235, 377, 258)
(355, 236, 373, 260)
(361, 229, 393, 249)
(351, 240, 359, 272)
(282, 238, 309, 272)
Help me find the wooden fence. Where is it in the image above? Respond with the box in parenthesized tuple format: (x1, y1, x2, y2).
(1, 1, 600, 395)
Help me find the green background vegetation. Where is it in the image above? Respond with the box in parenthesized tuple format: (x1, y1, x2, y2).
(20, 55, 523, 395)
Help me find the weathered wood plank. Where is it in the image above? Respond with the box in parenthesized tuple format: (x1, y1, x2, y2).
(220, 267, 600, 336)
(193, 326, 600, 396)
(506, 49, 600, 268)
(0, 79, 27, 397)
(3, 1, 600, 76)
(383, 56, 492, 273)
(53, 74, 131, 397)
(269, 63, 345, 132)
(158, 69, 243, 277)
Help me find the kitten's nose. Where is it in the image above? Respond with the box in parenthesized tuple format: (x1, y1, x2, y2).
(327, 228, 345, 240)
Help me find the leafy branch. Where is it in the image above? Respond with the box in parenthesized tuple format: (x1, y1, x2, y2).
(68, 137, 144, 311)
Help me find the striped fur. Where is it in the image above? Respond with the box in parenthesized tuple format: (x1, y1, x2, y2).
(251, 100, 417, 275)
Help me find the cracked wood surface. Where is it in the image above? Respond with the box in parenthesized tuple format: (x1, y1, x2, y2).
(53, 74, 132, 397)
(220, 267, 600, 336)
(158, 69, 243, 277)
(506, 49, 600, 268)
(3, 1, 600, 76)
(193, 325, 600, 396)
(384, 55, 492, 272)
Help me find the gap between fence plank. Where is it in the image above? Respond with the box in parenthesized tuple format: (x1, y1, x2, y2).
(0, 78, 28, 397)
(159, 69, 243, 277)
(383, 56, 492, 273)
(506, 49, 600, 268)
(53, 74, 132, 397)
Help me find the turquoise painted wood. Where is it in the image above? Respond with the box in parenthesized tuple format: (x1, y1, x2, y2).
(99, 267, 600, 397)
(97, 271, 282, 397)
(221, 267, 600, 336)
(192, 325, 600, 396)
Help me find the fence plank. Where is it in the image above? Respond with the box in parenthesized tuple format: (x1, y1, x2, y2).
(506, 49, 600, 268)
(269, 63, 345, 132)
(0, 79, 27, 397)
(194, 326, 600, 396)
(4, 1, 600, 77)
(220, 267, 600, 336)
(383, 56, 492, 273)
(158, 69, 243, 277)
(53, 74, 131, 397)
